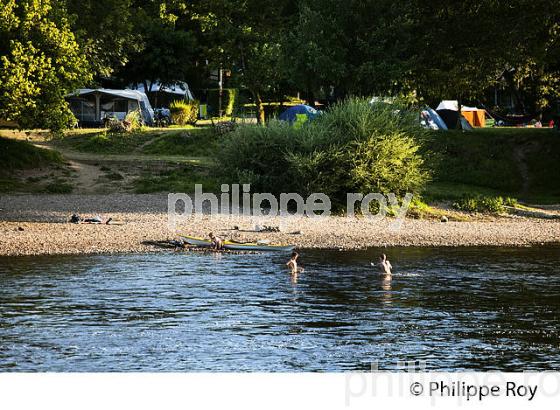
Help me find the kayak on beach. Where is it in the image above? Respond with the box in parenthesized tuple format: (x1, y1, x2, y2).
(180, 235, 295, 252)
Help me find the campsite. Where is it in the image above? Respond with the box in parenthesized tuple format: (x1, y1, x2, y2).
(2, 2, 560, 404)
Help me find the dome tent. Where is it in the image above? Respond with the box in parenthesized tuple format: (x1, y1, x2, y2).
(436, 100, 473, 130)
(278, 104, 320, 125)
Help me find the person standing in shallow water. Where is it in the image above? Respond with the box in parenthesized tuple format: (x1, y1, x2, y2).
(376, 253, 393, 277)
(287, 252, 300, 275)
(287, 251, 304, 283)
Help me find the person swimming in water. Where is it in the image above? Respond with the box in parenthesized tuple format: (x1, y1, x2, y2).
(375, 253, 392, 277)
(209, 232, 224, 250)
(286, 251, 303, 275)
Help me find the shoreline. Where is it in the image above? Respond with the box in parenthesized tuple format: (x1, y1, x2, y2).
(1, 194, 560, 257)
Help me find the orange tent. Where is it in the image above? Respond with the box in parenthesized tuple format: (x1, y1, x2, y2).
(461, 108, 485, 127)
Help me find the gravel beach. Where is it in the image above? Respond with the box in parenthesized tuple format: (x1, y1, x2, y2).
(1, 194, 559, 256)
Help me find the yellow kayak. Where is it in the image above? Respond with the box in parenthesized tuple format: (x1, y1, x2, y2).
(180, 235, 295, 252)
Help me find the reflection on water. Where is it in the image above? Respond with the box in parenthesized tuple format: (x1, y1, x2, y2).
(0, 246, 559, 372)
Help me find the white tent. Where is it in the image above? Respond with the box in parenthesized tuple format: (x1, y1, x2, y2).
(66, 89, 154, 125)
(436, 100, 459, 111)
(129, 81, 194, 101)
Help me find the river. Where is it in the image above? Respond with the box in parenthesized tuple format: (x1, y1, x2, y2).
(1, 246, 559, 371)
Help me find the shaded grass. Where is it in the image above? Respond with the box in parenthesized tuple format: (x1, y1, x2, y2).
(56, 129, 155, 154)
(142, 128, 218, 157)
(55, 127, 219, 158)
(44, 180, 74, 194)
(423, 128, 560, 201)
(0, 137, 63, 172)
(133, 165, 219, 193)
(0, 177, 23, 192)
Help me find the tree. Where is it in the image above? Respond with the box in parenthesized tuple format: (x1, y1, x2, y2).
(116, 10, 198, 92)
(66, 0, 138, 79)
(0, 0, 91, 132)
(409, 0, 560, 111)
(194, 0, 293, 123)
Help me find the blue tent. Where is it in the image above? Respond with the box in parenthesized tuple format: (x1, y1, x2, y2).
(278, 104, 320, 124)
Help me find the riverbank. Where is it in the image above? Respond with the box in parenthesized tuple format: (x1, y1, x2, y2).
(1, 194, 560, 256)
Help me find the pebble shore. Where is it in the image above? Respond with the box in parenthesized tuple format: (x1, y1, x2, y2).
(1, 194, 559, 256)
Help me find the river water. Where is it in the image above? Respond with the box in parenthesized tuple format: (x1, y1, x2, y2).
(1, 247, 559, 371)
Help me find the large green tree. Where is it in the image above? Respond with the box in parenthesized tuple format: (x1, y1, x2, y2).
(0, 0, 91, 132)
(194, 0, 293, 123)
(410, 0, 560, 111)
(116, 8, 198, 91)
(66, 0, 138, 78)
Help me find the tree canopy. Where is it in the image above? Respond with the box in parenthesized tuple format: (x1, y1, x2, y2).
(0, 0, 558, 130)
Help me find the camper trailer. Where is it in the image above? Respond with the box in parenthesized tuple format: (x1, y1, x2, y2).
(66, 89, 154, 127)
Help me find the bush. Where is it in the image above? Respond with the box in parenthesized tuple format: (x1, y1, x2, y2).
(170, 100, 199, 125)
(124, 110, 142, 131)
(216, 120, 301, 193)
(452, 195, 507, 214)
(216, 98, 430, 211)
(105, 110, 142, 133)
(207, 89, 237, 116)
(44, 180, 73, 194)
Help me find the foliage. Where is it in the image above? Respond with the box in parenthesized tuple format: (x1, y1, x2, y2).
(0, 0, 91, 133)
(215, 120, 301, 192)
(105, 110, 142, 133)
(207, 89, 238, 116)
(193, 0, 290, 123)
(452, 195, 507, 214)
(116, 6, 198, 93)
(124, 110, 142, 131)
(170, 100, 199, 125)
(216, 98, 430, 209)
(66, 0, 137, 78)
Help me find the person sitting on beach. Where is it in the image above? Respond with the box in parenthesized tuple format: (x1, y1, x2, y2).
(209, 232, 224, 250)
(286, 251, 303, 275)
(376, 253, 392, 277)
(70, 214, 112, 225)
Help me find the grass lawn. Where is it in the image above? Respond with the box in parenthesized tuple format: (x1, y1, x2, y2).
(133, 164, 219, 194)
(0, 136, 68, 193)
(0, 136, 63, 170)
(424, 127, 560, 203)
(53, 126, 219, 158)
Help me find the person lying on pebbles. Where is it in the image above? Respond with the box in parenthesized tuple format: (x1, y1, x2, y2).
(69, 214, 113, 225)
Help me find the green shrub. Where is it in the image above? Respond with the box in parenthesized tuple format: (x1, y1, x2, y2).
(124, 110, 142, 131)
(207, 89, 237, 116)
(215, 120, 301, 193)
(504, 197, 519, 207)
(44, 180, 73, 194)
(452, 195, 506, 214)
(170, 100, 199, 125)
(216, 98, 430, 210)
